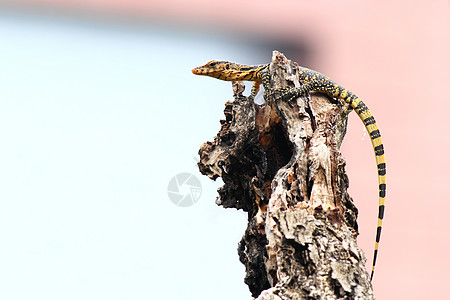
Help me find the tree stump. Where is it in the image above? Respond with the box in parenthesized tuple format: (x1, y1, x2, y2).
(197, 51, 374, 299)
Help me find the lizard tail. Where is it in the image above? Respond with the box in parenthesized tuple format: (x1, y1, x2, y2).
(347, 94, 386, 282)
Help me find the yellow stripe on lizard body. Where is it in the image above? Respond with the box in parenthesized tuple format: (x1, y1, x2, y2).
(192, 60, 386, 282)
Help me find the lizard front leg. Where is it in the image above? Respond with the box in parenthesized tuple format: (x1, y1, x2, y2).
(249, 81, 261, 101)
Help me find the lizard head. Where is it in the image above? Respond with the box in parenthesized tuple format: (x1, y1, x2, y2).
(192, 60, 233, 76)
(192, 60, 254, 81)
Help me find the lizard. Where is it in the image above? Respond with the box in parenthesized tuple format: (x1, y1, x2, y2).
(192, 60, 386, 282)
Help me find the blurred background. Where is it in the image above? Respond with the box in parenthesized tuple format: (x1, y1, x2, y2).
(0, 1, 449, 299)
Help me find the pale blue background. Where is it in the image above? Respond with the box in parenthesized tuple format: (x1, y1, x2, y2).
(0, 11, 271, 299)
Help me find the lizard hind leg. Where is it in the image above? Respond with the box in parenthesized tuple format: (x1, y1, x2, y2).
(278, 82, 316, 102)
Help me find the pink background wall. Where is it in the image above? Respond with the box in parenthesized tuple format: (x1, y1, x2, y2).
(4, 0, 449, 298)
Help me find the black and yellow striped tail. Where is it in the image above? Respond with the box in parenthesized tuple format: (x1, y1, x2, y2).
(347, 95, 386, 282)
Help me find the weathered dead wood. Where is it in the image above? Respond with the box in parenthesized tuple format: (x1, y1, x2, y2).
(198, 51, 373, 299)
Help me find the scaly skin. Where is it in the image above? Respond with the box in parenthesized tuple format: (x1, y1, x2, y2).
(192, 60, 270, 100)
(192, 60, 386, 282)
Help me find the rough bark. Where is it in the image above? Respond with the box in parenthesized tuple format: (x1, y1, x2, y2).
(198, 51, 374, 299)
